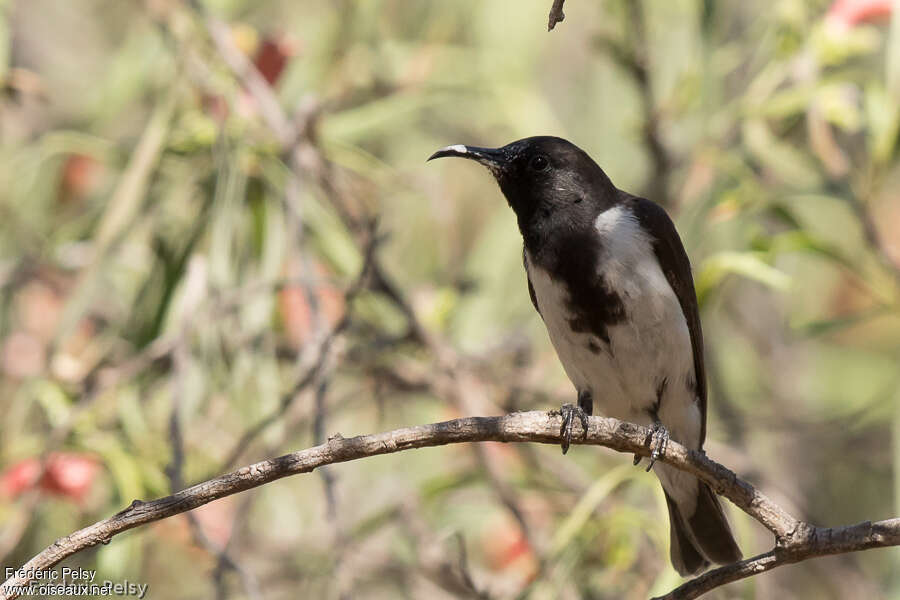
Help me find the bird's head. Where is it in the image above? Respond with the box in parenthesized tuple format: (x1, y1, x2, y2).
(428, 136, 617, 235)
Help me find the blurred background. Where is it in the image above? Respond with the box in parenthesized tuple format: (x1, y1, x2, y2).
(1, 0, 900, 598)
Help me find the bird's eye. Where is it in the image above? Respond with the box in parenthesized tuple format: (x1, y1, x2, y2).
(529, 155, 550, 172)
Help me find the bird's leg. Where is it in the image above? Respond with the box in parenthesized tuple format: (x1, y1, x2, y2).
(634, 389, 668, 468)
(578, 389, 593, 415)
(641, 420, 669, 472)
(559, 391, 592, 455)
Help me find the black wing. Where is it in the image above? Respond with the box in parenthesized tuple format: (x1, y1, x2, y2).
(630, 197, 708, 445)
(523, 248, 542, 317)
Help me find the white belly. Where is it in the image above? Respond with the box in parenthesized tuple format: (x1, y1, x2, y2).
(525, 205, 701, 449)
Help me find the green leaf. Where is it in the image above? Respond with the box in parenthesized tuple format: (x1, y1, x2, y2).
(117, 388, 150, 448)
(97, 534, 142, 581)
(864, 83, 900, 165)
(697, 251, 791, 303)
(321, 92, 444, 143)
(93, 439, 145, 505)
(549, 464, 635, 556)
(818, 82, 862, 132)
(792, 305, 892, 337)
(813, 22, 881, 66)
(757, 85, 813, 119)
(742, 120, 822, 188)
(887, 1, 900, 99)
(34, 380, 73, 429)
(768, 229, 854, 269)
(0, 0, 9, 84)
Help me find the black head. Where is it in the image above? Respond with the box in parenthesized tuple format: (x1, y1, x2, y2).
(428, 136, 618, 242)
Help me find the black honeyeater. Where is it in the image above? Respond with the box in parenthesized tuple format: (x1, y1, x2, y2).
(429, 136, 741, 575)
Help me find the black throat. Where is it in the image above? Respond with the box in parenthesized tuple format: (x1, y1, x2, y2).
(519, 187, 624, 269)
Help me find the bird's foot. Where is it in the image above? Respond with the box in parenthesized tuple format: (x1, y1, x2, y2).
(558, 403, 590, 455)
(638, 421, 669, 472)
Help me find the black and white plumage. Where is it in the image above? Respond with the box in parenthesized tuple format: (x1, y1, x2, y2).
(429, 136, 741, 575)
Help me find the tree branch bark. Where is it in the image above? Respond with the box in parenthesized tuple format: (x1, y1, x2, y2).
(548, 0, 566, 31)
(2, 411, 899, 599)
(655, 517, 900, 599)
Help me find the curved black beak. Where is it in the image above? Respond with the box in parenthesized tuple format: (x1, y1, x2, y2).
(428, 144, 508, 172)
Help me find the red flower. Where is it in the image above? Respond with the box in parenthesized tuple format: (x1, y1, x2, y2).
(278, 261, 345, 348)
(827, 0, 893, 28)
(0, 453, 100, 502)
(253, 36, 296, 86)
(58, 154, 101, 204)
(483, 522, 538, 581)
(0, 459, 40, 498)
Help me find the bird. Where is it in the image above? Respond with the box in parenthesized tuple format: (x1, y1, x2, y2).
(428, 136, 741, 575)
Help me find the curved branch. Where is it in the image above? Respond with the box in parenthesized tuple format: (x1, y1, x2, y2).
(656, 517, 900, 600)
(1, 411, 898, 600)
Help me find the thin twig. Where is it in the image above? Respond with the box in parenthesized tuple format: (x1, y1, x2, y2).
(399, 503, 493, 598)
(846, 193, 900, 289)
(211, 494, 258, 600)
(312, 379, 339, 524)
(548, 0, 566, 31)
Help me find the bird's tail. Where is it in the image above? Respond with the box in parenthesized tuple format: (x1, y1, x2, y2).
(655, 464, 742, 575)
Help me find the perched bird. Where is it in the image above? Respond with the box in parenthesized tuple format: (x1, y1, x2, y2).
(429, 136, 741, 575)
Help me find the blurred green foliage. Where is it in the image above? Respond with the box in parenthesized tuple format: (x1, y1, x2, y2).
(1, 0, 900, 598)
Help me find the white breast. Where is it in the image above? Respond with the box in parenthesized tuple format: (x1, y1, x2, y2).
(526, 205, 701, 448)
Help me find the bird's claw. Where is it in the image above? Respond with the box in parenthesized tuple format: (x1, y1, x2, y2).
(642, 421, 669, 472)
(559, 403, 589, 455)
